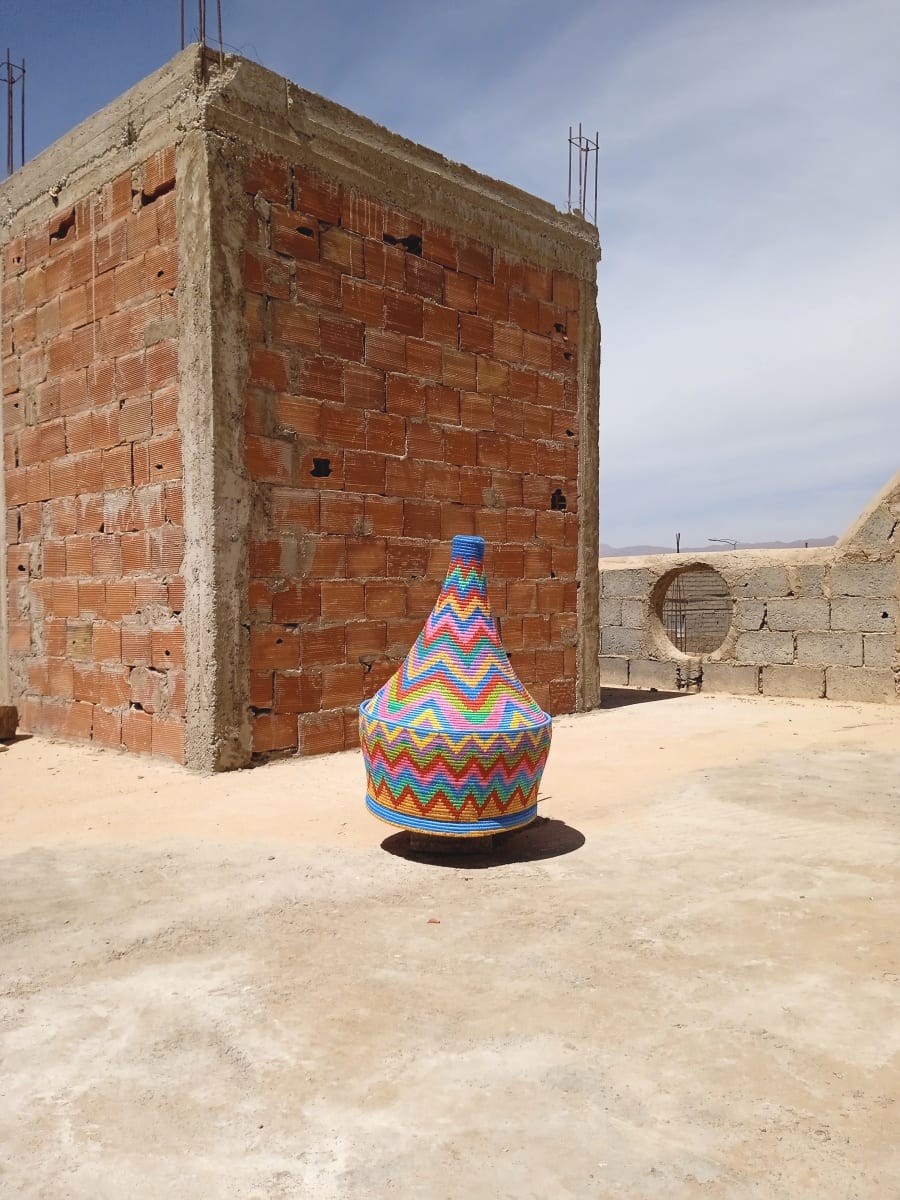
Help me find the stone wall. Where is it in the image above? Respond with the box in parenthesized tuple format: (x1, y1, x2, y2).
(599, 473, 900, 704)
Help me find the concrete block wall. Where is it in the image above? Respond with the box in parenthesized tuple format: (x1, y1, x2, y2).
(598, 472, 900, 704)
(1, 47, 601, 769)
(2, 146, 186, 759)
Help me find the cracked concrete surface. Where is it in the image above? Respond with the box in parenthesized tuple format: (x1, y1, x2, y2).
(1, 693, 898, 1198)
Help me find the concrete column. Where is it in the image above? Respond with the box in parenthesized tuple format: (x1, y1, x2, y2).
(0, 253, 7, 707)
(576, 279, 601, 711)
(176, 130, 252, 770)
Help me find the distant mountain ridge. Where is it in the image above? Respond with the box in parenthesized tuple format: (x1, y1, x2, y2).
(600, 536, 838, 558)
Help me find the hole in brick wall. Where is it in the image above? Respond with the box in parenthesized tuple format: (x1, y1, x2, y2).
(17, 563, 25, 572)
(164, 649, 171, 657)
(275, 638, 283, 645)
(550, 488, 567, 511)
(550, 570, 557, 579)
(553, 322, 566, 334)
(383, 232, 423, 256)
(566, 428, 574, 437)
(563, 351, 573, 361)
(883, 612, 889, 619)
(132, 702, 144, 712)
(310, 457, 332, 478)
(296, 224, 315, 237)
(141, 178, 175, 205)
(49, 209, 76, 243)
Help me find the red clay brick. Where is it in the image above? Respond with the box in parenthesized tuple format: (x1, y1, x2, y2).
(272, 582, 321, 623)
(301, 625, 345, 667)
(250, 627, 301, 671)
(407, 580, 441, 617)
(406, 421, 443, 462)
(149, 716, 184, 763)
(346, 537, 386, 578)
(387, 252, 435, 300)
(64, 535, 92, 577)
(423, 225, 458, 270)
(442, 348, 477, 391)
(458, 466, 492, 506)
(92, 707, 122, 748)
(475, 508, 507, 542)
(343, 451, 386, 494)
(423, 302, 458, 346)
(321, 580, 365, 620)
(105, 579, 136, 619)
(296, 262, 342, 310)
(151, 626, 186, 670)
(121, 706, 150, 754)
(252, 711, 298, 754)
(271, 205, 320, 261)
(246, 434, 293, 485)
(298, 710, 346, 756)
(346, 620, 387, 659)
(305, 536, 346, 577)
(365, 410, 406, 456)
(244, 153, 290, 202)
(362, 240, 404, 291)
(148, 431, 182, 482)
(457, 239, 492, 280)
(274, 671, 322, 714)
(249, 670, 274, 709)
(341, 278, 383, 327)
(386, 540, 428, 579)
(364, 495, 403, 537)
(316, 493, 362, 536)
(384, 290, 424, 338)
(440, 503, 475, 540)
(405, 338, 443, 381)
(102, 444, 133, 491)
(403, 499, 441, 540)
(245, 248, 291, 299)
(270, 487, 319, 532)
(321, 663, 365, 709)
(343, 363, 385, 410)
(366, 329, 406, 373)
(92, 621, 122, 662)
(320, 314, 365, 361)
(321, 405, 366, 450)
(152, 524, 184, 575)
(459, 314, 492, 355)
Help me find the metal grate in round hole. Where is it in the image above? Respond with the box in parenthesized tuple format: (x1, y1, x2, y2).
(659, 566, 731, 654)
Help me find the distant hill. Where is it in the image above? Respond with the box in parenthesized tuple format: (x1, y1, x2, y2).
(600, 536, 838, 558)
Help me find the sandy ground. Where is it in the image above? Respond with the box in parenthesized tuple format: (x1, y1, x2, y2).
(0, 690, 898, 1199)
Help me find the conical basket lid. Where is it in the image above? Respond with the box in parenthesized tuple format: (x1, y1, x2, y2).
(362, 535, 549, 733)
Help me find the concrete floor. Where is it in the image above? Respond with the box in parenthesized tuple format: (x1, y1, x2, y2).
(1, 692, 898, 1199)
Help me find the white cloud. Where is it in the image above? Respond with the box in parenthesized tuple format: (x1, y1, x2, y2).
(230, 0, 900, 545)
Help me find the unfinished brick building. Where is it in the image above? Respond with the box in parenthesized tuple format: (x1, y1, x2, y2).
(0, 47, 601, 770)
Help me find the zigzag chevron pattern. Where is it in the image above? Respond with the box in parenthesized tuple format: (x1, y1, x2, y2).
(360, 535, 552, 836)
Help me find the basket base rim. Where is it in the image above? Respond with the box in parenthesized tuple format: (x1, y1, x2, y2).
(366, 795, 538, 837)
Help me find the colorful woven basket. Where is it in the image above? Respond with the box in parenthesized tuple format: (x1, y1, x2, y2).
(360, 535, 552, 836)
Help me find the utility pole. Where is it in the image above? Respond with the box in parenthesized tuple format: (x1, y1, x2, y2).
(1, 49, 25, 178)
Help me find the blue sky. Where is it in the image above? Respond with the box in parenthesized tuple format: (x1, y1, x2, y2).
(6, 0, 899, 547)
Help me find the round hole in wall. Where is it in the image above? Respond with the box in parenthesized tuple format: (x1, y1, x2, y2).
(656, 565, 732, 654)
